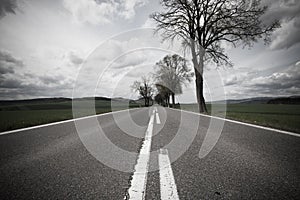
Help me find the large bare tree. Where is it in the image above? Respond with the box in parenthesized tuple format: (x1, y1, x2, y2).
(154, 54, 193, 107)
(151, 0, 279, 113)
(131, 76, 154, 107)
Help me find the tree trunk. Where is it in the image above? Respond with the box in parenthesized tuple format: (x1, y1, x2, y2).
(165, 94, 170, 107)
(171, 93, 175, 108)
(145, 97, 150, 107)
(190, 39, 207, 113)
(195, 70, 207, 113)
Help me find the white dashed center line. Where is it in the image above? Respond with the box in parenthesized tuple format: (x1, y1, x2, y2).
(127, 111, 154, 200)
(159, 149, 179, 200)
(127, 107, 179, 200)
(156, 111, 161, 125)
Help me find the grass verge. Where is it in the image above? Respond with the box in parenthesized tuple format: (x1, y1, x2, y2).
(0, 99, 141, 132)
(179, 103, 300, 133)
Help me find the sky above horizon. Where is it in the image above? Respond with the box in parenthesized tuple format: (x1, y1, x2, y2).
(0, 0, 299, 103)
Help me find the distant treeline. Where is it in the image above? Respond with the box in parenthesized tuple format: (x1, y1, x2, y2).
(0, 98, 72, 106)
(0, 97, 135, 105)
(267, 97, 300, 105)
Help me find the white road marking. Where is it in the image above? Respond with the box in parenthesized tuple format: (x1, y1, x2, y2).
(156, 112, 161, 124)
(0, 108, 142, 136)
(169, 108, 300, 137)
(127, 112, 154, 200)
(159, 149, 179, 200)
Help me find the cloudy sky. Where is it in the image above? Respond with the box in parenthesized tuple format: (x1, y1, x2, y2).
(0, 0, 299, 102)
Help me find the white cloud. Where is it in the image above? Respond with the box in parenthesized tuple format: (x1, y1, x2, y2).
(119, 0, 148, 19)
(141, 17, 156, 28)
(63, 0, 148, 25)
(249, 63, 300, 90)
(63, 0, 116, 25)
(222, 61, 300, 98)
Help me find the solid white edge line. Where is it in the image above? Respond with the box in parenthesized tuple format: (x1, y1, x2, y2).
(127, 112, 154, 200)
(169, 107, 300, 137)
(0, 107, 143, 136)
(159, 149, 179, 200)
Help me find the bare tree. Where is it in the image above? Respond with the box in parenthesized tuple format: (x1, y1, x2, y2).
(154, 54, 193, 107)
(151, 0, 279, 113)
(131, 76, 154, 107)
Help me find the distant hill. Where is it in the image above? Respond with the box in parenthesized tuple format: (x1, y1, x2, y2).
(0, 96, 138, 104)
(111, 97, 136, 103)
(211, 97, 273, 104)
(0, 97, 72, 106)
(69, 96, 137, 103)
(211, 96, 300, 105)
(2, 96, 299, 106)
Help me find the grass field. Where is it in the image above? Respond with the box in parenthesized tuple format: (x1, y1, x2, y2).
(179, 103, 300, 133)
(1, 99, 299, 134)
(0, 99, 141, 132)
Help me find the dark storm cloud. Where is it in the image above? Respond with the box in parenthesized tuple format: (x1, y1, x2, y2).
(262, 0, 300, 49)
(0, 50, 24, 67)
(0, 50, 23, 75)
(262, 0, 300, 22)
(0, 65, 14, 74)
(0, 83, 52, 99)
(0, 72, 74, 100)
(0, 79, 73, 100)
(0, 0, 18, 18)
(0, 78, 22, 88)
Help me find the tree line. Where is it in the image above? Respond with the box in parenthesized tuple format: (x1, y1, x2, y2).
(133, 0, 278, 113)
(132, 54, 193, 108)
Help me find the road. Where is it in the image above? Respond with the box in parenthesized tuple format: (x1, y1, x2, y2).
(0, 107, 299, 199)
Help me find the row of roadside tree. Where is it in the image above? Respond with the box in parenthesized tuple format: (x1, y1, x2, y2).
(133, 0, 278, 113)
(131, 54, 193, 108)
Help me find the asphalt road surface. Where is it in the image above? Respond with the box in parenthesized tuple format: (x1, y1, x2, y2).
(0, 107, 299, 199)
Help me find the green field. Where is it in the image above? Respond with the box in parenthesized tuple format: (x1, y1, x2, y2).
(1, 99, 299, 134)
(0, 99, 141, 132)
(179, 103, 300, 133)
